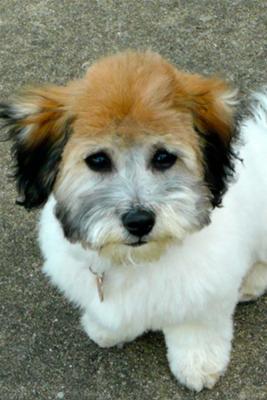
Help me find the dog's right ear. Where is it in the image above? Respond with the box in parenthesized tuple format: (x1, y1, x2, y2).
(0, 86, 74, 209)
(174, 70, 238, 207)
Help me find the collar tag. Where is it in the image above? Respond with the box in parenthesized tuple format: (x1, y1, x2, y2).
(96, 274, 104, 302)
(89, 265, 104, 302)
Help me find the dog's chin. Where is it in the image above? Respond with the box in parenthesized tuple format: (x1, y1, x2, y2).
(98, 238, 175, 265)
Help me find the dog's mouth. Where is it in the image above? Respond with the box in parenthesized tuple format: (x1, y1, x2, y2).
(99, 237, 175, 265)
(126, 240, 148, 247)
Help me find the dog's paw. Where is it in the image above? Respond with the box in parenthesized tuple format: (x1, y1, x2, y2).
(166, 342, 230, 391)
(164, 319, 233, 391)
(168, 356, 222, 392)
(81, 313, 122, 348)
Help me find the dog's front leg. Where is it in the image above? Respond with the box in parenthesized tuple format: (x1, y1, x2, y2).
(81, 312, 141, 348)
(163, 316, 233, 392)
(81, 312, 125, 348)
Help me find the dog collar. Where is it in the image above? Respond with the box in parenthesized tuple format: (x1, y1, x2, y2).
(89, 265, 105, 302)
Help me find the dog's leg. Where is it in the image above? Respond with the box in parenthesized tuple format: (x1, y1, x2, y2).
(81, 312, 139, 348)
(163, 316, 233, 392)
(239, 262, 267, 302)
(81, 313, 123, 348)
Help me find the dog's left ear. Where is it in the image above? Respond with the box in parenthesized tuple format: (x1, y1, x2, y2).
(176, 72, 238, 207)
(0, 86, 74, 209)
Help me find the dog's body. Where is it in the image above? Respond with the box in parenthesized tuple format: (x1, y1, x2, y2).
(40, 101, 267, 391)
(1, 51, 267, 391)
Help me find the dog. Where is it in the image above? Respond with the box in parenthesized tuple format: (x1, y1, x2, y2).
(1, 51, 267, 391)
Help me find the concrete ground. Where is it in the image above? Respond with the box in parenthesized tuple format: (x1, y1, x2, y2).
(0, 1, 266, 399)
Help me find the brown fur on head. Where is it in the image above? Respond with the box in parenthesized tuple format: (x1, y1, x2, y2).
(0, 50, 237, 211)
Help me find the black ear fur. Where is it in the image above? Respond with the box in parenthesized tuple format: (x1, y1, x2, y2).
(12, 124, 71, 209)
(196, 124, 239, 207)
(0, 103, 71, 209)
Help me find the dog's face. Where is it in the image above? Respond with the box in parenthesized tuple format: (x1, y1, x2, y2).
(0, 51, 237, 264)
(54, 123, 210, 264)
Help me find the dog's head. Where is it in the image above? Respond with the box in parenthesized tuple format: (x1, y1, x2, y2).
(0, 51, 237, 264)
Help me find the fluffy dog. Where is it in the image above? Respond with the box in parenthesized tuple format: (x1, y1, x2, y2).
(1, 51, 267, 391)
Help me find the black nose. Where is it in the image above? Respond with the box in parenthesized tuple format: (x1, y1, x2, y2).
(122, 209, 155, 237)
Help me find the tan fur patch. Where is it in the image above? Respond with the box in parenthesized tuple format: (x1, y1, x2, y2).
(13, 85, 74, 148)
(63, 51, 234, 173)
(13, 50, 236, 178)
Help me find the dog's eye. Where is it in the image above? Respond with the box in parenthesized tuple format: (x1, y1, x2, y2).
(151, 149, 177, 171)
(85, 151, 112, 172)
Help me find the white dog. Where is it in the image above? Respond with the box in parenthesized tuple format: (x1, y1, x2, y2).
(1, 51, 266, 391)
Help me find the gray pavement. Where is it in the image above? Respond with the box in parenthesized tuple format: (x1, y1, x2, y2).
(0, 1, 266, 399)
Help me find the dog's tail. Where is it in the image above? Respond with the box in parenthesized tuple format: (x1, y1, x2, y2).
(251, 88, 267, 128)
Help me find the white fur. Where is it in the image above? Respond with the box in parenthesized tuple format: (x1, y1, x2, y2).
(39, 92, 267, 392)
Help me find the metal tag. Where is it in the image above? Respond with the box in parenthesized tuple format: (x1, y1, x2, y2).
(89, 265, 105, 303)
(96, 274, 104, 302)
